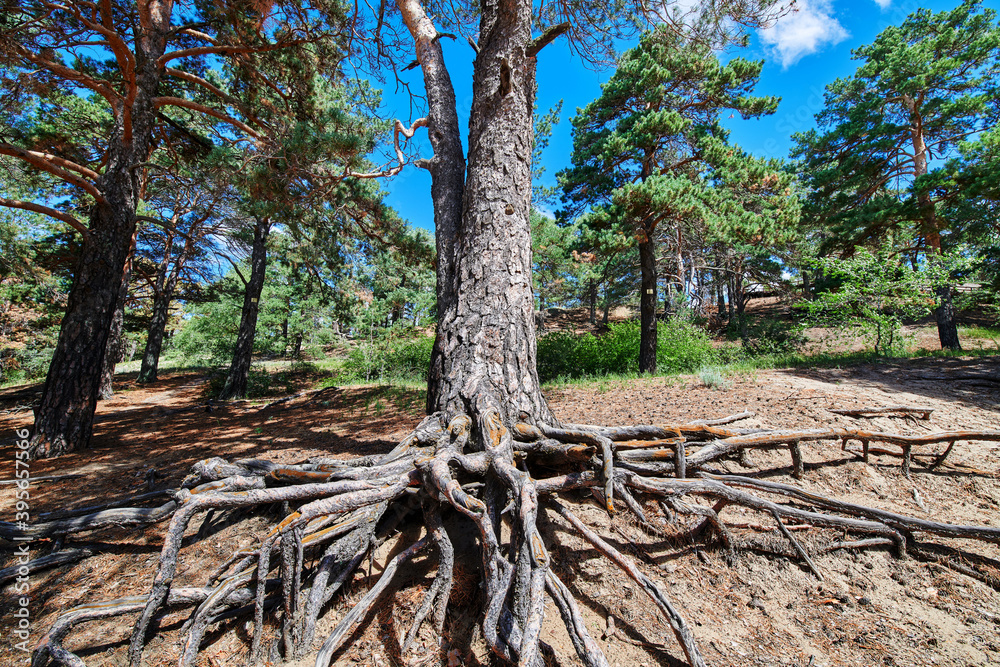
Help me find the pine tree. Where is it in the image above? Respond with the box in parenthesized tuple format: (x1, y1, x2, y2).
(561, 26, 782, 372)
(792, 0, 1000, 350)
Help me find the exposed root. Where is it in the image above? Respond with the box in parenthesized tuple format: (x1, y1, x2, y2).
(17, 411, 1000, 667)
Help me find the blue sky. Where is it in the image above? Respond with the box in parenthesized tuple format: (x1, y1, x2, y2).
(380, 0, 999, 232)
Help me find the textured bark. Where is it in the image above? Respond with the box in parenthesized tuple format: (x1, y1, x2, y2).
(396, 0, 467, 414)
(29, 5, 170, 457)
(404, 0, 551, 426)
(138, 231, 192, 383)
(98, 252, 132, 400)
(425, 0, 553, 426)
(905, 94, 960, 351)
(32, 202, 137, 456)
(219, 217, 271, 400)
(638, 235, 657, 374)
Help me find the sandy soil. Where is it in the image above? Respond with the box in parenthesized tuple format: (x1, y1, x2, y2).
(0, 350, 998, 667)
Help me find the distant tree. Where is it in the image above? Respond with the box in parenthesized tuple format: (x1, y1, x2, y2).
(135, 168, 237, 384)
(1, 0, 368, 456)
(561, 26, 780, 372)
(792, 0, 1000, 350)
(531, 212, 581, 314)
(802, 246, 930, 356)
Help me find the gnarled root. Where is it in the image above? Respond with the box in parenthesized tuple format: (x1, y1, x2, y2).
(26, 411, 1000, 667)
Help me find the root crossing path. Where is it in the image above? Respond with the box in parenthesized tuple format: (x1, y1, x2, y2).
(12, 408, 1000, 667)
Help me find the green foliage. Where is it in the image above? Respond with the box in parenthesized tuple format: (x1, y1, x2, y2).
(792, 0, 1000, 254)
(536, 319, 717, 381)
(697, 366, 729, 390)
(560, 24, 798, 333)
(801, 247, 931, 356)
(561, 25, 785, 238)
(725, 316, 807, 356)
(352, 228, 437, 331)
(340, 331, 434, 383)
(0, 208, 71, 385)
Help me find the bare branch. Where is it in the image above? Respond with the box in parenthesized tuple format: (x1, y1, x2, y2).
(152, 97, 261, 139)
(0, 143, 106, 204)
(0, 197, 90, 238)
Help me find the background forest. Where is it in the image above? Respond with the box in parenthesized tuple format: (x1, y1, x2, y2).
(2, 0, 999, 396)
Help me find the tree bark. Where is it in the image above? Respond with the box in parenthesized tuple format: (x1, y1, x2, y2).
(414, 0, 554, 426)
(98, 243, 135, 400)
(220, 217, 271, 400)
(29, 4, 170, 457)
(638, 234, 657, 374)
(138, 233, 192, 383)
(396, 0, 467, 415)
(905, 94, 960, 351)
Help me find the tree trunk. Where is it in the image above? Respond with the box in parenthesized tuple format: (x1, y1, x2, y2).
(587, 279, 597, 325)
(638, 233, 657, 374)
(98, 246, 134, 400)
(726, 274, 735, 321)
(33, 198, 138, 457)
(716, 273, 726, 320)
(29, 13, 168, 457)
(935, 284, 961, 350)
(416, 0, 554, 425)
(397, 0, 467, 415)
(137, 230, 185, 384)
(905, 95, 960, 351)
(137, 265, 184, 384)
(220, 217, 271, 400)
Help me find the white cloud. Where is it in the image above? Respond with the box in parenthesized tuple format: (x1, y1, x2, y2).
(873, 0, 892, 9)
(758, 0, 850, 68)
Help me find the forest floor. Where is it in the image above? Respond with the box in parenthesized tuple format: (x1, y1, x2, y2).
(1, 328, 999, 666)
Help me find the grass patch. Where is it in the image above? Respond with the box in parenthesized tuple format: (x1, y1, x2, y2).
(537, 319, 717, 382)
(697, 366, 729, 390)
(959, 325, 1000, 341)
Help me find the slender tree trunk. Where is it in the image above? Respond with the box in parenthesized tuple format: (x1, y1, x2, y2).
(727, 278, 735, 321)
(220, 217, 271, 400)
(638, 232, 657, 374)
(397, 0, 467, 414)
(98, 241, 136, 399)
(588, 279, 597, 325)
(137, 230, 185, 384)
(137, 262, 186, 383)
(29, 7, 169, 457)
(905, 95, 960, 350)
(415, 0, 553, 425)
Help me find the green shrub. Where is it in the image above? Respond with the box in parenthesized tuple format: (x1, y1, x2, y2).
(656, 318, 719, 373)
(726, 316, 806, 356)
(536, 319, 717, 381)
(697, 366, 729, 390)
(342, 334, 434, 382)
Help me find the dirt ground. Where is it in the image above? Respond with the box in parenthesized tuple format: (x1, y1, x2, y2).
(1, 349, 999, 666)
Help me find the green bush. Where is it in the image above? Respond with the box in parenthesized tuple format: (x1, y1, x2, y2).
(341, 334, 434, 382)
(537, 319, 717, 381)
(726, 316, 806, 356)
(656, 318, 719, 373)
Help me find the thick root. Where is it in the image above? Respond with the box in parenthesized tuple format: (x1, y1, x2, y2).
(20, 410, 1000, 667)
